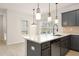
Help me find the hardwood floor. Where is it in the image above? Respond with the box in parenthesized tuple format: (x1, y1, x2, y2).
(66, 50, 79, 56)
(0, 40, 26, 56)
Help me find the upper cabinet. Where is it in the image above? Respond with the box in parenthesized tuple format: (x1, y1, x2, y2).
(68, 11, 76, 26)
(76, 9, 79, 26)
(62, 9, 79, 27)
(62, 12, 69, 26)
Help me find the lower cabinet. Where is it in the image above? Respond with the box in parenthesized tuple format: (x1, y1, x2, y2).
(71, 35, 79, 51)
(27, 35, 79, 56)
(27, 36, 70, 56)
(60, 40, 66, 56)
(27, 40, 41, 56)
(41, 41, 51, 56)
(41, 48, 50, 56)
(60, 39, 68, 56)
(60, 36, 70, 56)
(27, 40, 51, 56)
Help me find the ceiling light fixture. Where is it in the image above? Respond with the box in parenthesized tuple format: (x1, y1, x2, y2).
(48, 3, 52, 22)
(36, 3, 41, 20)
(31, 9, 37, 27)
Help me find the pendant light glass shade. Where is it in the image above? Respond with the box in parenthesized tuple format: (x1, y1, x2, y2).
(48, 16, 52, 22)
(36, 3, 41, 20)
(48, 3, 52, 22)
(54, 19, 58, 24)
(36, 12, 41, 20)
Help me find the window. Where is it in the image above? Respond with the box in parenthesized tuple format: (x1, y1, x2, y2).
(21, 20, 28, 35)
(40, 20, 53, 34)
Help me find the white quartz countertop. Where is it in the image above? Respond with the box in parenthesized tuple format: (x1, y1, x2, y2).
(23, 34, 70, 44)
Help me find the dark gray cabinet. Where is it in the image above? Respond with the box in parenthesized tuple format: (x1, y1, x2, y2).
(76, 9, 79, 26)
(68, 11, 76, 26)
(41, 48, 50, 56)
(27, 40, 50, 56)
(60, 36, 70, 56)
(27, 36, 70, 56)
(60, 39, 66, 56)
(41, 42, 51, 56)
(62, 12, 69, 26)
(71, 35, 79, 51)
(60, 37, 67, 56)
(62, 11, 76, 26)
(51, 36, 70, 56)
(27, 35, 79, 56)
(65, 36, 71, 49)
(27, 40, 41, 56)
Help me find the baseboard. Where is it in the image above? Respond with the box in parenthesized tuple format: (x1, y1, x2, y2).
(6, 40, 25, 45)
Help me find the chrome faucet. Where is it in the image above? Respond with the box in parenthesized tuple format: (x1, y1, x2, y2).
(53, 24, 58, 35)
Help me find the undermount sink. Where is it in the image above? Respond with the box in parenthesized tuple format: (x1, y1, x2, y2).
(53, 34, 62, 36)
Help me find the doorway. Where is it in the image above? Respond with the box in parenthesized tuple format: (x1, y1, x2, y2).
(0, 14, 6, 44)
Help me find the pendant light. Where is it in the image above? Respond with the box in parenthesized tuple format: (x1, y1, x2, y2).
(36, 3, 41, 20)
(55, 3, 58, 24)
(31, 9, 37, 27)
(48, 3, 52, 22)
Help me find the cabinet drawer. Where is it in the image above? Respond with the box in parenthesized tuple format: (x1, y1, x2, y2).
(41, 42, 50, 49)
(41, 48, 50, 56)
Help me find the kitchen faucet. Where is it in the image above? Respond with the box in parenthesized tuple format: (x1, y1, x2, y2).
(53, 24, 58, 35)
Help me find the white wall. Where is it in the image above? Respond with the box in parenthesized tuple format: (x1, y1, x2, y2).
(7, 10, 31, 45)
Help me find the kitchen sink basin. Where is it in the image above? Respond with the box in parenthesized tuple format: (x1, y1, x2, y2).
(53, 34, 62, 36)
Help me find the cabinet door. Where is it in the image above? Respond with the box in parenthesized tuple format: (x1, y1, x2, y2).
(62, 11, 76, 26)
(51, 40, 60, 56)
(68, 11, 76, 26)
(65, 39, 69, 52)
(27, 40, 41, 56)
(71, 35, 79, 51)
(76, 9, 79, 26)
(62, 12, 69, 26)
(61, 40, 66, 56)
(65, 36, 71, 49)
(60, 36, 70, 56)
(42, 48, 50, 56)
(41, 42, 50, 56)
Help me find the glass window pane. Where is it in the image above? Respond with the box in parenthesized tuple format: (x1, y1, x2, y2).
(21, 20, 28, 35)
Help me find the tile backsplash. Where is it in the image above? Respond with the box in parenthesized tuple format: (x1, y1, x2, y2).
(63, 26, 79, 34)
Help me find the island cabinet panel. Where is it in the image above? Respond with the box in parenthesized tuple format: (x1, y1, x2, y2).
(41, 41, 51, 56)
(27, 35, 71, 56)
(27, 40, 41, 56)
(41, 48, 50, 56)
(27, 40, 51, 56)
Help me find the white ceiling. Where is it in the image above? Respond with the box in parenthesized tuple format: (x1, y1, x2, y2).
(0, 3, 77, 14)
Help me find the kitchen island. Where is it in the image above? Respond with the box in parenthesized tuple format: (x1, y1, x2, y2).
(24, 34, 72, 56)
